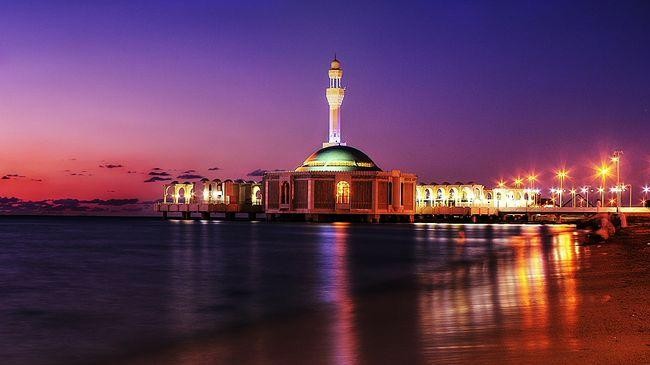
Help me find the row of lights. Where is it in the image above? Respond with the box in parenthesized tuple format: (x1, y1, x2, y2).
(495, 151, 649, 207)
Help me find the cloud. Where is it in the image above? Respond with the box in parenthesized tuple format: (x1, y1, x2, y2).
(151, 167, 163, 171)
(31, 178, 43, 182)
(177, 174, 204, 180)
(127, 171, 138, 174)
(148, 171, 170, 176)
(182, 169, 196, 173)
(0, 196, 144, 215)
(82, 198, 139, 206)
(52, 198, 81, 206)
(1, 174, 25, 180)
(208, 167, 220, 171)
(99, 164, 123, 169)
(247, 169, 275, 176)
(0, 197, 20, 204)
(144, 176, 172, 183)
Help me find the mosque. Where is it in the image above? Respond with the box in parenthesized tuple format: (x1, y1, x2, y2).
(154, 57, 535, 221)
(264, 58, 418, 222)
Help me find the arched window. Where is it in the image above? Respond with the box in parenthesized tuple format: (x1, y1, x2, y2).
(337, 181, 350, 204)
(425, 188, 431, 200)
(252, 186, 262, 205)
(177, 187, 186, 204)
(281, 182, 290, 204)
(388, 182, 393, 205)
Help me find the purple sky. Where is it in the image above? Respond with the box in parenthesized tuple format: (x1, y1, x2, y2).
(1, 0, 649, 212)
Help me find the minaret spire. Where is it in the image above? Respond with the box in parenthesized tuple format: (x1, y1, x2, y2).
(324, 56, 346, 148)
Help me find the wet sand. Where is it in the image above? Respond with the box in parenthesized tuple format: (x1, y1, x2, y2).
(118, 225, 650, 365)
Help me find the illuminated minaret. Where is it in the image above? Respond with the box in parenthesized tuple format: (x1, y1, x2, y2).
(324, 57, 346, 147)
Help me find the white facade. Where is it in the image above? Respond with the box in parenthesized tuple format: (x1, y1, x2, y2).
(416, 183, 537, 209)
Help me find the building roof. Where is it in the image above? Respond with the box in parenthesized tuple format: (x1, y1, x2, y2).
(295, 145, 381, 172)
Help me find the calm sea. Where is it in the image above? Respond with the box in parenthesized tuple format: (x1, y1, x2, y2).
(0, 217, 582, 364)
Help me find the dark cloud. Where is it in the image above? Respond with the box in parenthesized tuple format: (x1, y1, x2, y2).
(69, 172, 92, 176)
(177, 174, 204, 180)
(182, 170, 196, 174)
(1, 174, 25, 180)
(127, 170, 138, 174)
(82, 198, 139, 206)
(247, 169, 275, 176)
(151, 167, 162, 171)
(148, 171, 170, 176)
(52, 198, 81, 207)
(0, 196, 145, 215)
(144, 176, 172, 183)
(208, 167, 220, 171)
(31, 178, 43, 182)
(99, 164, 123, 169)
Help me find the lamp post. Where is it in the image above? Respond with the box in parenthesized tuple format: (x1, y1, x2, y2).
(643, 185, 650, 207)
(597, 164, 610, 206)
(527, 174, 537, 189)
(581, 186, 589, 207)
(597, 187, 605, 208)
(626, 184, 632, 207)
(527, 174, 538, 206)
(570, 188, 577, 207)
(550, 188, 557, 207)
(611, 150, 623, 210)
(556, 170, 568, 208)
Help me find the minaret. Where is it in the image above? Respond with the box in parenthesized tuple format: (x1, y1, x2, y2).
(324, 57, 346, 148)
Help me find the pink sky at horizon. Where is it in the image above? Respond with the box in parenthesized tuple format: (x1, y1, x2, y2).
(2, 1, 649, 208)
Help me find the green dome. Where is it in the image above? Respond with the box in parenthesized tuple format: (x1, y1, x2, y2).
(296, 145, 381, 172)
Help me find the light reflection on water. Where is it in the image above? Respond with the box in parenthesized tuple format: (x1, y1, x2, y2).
(0, 218, 588, 365)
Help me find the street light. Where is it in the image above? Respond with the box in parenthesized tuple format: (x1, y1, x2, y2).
(611, 150, 623, 210)
(527, 174, 538, 189)
(570, 188, 577, 207)
(514, 177, 523, 188)
(597, 187, 605, 207)
(550, 188, 558, 207)
(597, 164, 610, 205)
(643, 185, 650, 207)
(556, 169, 569, 207)
(580, 186, 590, 207)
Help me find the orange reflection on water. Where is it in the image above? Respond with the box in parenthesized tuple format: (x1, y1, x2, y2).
(417, 224, 581, 360)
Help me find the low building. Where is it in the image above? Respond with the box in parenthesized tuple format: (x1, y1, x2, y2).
(155, 179, 263, 219)
(415, 182, 538, 219)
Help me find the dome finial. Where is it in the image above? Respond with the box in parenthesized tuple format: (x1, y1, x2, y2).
(330, 55, 341, 70)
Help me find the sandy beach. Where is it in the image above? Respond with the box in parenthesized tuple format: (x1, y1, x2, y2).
(109, 224, 650, 365)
